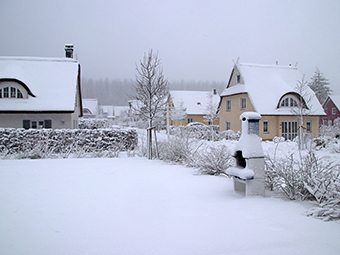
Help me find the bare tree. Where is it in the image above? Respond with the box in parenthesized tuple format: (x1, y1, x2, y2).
(203, 90, 219, 141)
(292, 75, 314, 151)
(131, 49, 169, 159)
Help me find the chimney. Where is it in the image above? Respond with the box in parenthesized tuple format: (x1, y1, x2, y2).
(64, 44, 74, 58)
(213, 88, 217, 95)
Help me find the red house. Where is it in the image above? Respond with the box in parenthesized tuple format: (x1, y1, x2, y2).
(320, 95, 340, 125)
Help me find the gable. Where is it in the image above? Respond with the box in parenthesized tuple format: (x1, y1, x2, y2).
(221, 63, 325, 116)
(0, 57, 80, 112)
(327, 95, 340, 111)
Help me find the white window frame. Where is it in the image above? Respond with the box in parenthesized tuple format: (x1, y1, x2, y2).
(227, 100, 231, 111)
(226, 121, 231, 130)
(241, 98, 246, 110)
(332, 107, 336, 115)
(307, 121, 311, 133)
(263, 120, 269, 133)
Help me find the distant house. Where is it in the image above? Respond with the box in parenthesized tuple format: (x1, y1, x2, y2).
(0, 45, 83, 129)
(218, 63, 325, 140)
(320, 95, 340, 125)
(82, 98, 99, 118)
(99, 105, 115, 119)
(169, 89, 220, 126)
(113, 106, 129, 119)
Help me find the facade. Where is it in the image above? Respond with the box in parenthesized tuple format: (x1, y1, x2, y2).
(219, 63, 325, 140)
(320, 95, 340, 125)
(0, 46, 83, 129)
(169, 89, 220, 127)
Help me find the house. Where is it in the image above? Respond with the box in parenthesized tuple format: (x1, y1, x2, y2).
(100, 105, 115, 119)
(320, 95, 340, 125)
(218, 63, 325, 140)
(169, 89, 220, 126)
(82, 98, 99, 118)
(0, 45, 82, 129)
(113, 106, 129, 119)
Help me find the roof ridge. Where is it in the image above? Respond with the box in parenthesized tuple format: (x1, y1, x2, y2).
(0, 56, 78, 63)
(238, 62, 297, 70)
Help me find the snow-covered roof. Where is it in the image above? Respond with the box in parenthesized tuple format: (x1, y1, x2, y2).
(220, 63, 325, 116)
(328, 95, 340, 110)
(170, 90, 220, 115)
(0, 57, 79, 112)
(113, 106, 128, 117)
(100, 105, 114, 117)
(83, 98, 98, 116)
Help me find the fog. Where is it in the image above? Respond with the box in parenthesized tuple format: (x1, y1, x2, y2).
(1, 0, 339, 92)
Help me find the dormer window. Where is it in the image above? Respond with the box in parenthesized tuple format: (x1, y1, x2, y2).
(280, 97, 298, 107)
(278, 93, 307, 109)
(0, 86, 25, 99)
(0, 79, 34, 99)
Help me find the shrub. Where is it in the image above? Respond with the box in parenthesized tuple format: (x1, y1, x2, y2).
(188, 144, 234, 176)
(158, 136, 194, 164)
(265, 151, 340, 221)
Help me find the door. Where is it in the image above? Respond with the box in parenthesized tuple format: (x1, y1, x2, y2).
(281, 121, 298, 140)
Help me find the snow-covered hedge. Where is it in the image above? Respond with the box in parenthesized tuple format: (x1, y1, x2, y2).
(169, 125, 239, 141)
(79, 118, 114, 129)
(265, 151, 340, 221)
(0, 128, 138, 159)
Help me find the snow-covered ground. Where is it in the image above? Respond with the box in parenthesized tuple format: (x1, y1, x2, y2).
(1, 154, 340, 255)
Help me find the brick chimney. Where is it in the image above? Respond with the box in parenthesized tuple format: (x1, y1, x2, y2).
(64, 44, 74, 58)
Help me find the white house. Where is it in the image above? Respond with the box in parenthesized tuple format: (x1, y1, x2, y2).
(0, 45, 82, 129)
(218, 62, 325, 140)
(82, 98, 99, 118)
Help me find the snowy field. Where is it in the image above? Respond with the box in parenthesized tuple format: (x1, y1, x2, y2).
(1, 154, 340, 255)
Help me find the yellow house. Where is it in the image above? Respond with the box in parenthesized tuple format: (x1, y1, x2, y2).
(218, 63, 325, 140)
(169, 90, 220, 126)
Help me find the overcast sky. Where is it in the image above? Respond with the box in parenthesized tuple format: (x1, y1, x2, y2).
(1, 0, 339, 92)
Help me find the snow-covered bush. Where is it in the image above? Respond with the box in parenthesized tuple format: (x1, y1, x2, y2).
(79, 118, 114, 129)
(319, 118, 340, 138)
(0, 128, 138, 159)
(158, 136, 195, 164)
(158, 137, 234, 176)
(265, 151, 340, 221)
(219, 130, 240, 141)
(169, 125, 238, 141)
(188, 144, 234, 176)
(314, 136, 340, 153)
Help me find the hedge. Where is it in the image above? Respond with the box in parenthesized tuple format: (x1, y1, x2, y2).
(0, 128, 138, 159)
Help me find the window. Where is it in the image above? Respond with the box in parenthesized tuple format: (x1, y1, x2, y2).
(325, 108, 328, 114)
(226, 121, 231, 130)
(307, 121, 311, 133)
(332, 108, 336, 115)
(23, 120, 52, 129)
(227, 100, 231, 111)
(281, 121, 298, 140)
(237, 75, 241, 83)
(0, 86, 24, 99)
(280, 96, 299, 108)
(241, 98, 246, 109)
(3, 87, 9, 98)
(263, 121, 269, 133)
(187, 118, 193, 124)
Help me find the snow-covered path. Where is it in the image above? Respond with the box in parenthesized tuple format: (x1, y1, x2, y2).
(1, 157, 339, 255)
